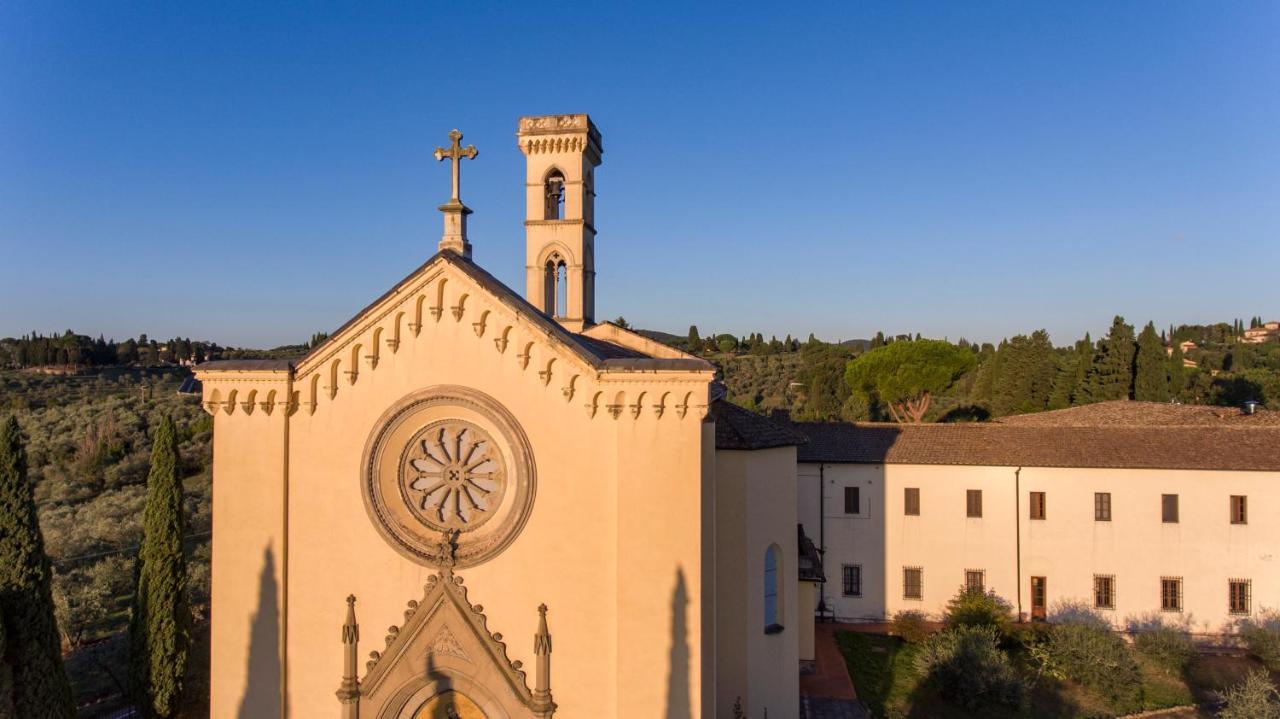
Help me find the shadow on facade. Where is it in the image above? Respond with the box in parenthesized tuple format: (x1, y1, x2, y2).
(238, 547, 281, 719)
(665, 568, 691, 719)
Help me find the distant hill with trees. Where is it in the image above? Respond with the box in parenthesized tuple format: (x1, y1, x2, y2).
(655, 317, 1280, 422)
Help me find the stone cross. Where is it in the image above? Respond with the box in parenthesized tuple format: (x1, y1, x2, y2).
(434, 129, 477, 204)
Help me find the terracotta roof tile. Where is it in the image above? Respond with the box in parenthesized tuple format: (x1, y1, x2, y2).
(792, 420, 1280, 472)
(711, 399, 809, 451)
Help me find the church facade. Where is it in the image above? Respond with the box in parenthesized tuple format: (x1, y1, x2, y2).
(197, 114, 814, 718)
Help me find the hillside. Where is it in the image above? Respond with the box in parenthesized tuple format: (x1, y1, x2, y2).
(1, 368, 212, 717)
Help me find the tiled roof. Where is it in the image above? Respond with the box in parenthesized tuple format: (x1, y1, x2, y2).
(792, 420, 1280, 471)
(993, 400, 1280, 427)
(710, 399, 809, 451)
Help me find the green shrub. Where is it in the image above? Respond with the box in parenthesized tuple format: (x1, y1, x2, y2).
(1130, 622, 1195, 669)
(1219, 669, 1280, 719)
(1048, 599, 1111, 629)
(1239, 609, 1280, 672)
(943, 586, 1013, 634)
(889, 610, 930, 644)
(1046, 623, 1143, 711)
(914, 625, 1024, 711)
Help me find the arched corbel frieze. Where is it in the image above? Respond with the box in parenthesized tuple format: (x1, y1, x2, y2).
(495, 326, 511, 354)
(430, 278, 448, 322)
(538, 357, 555, 386)
(241, 389, 257, 415)
(517, 342, 534, 370)
(473, 309, 489, 338)
(347, 344, 361, 385)
(630, 391, 646, 419)
(307, 374, 321, 415)
(411, 296, 426, 337)
(388, 312, 404, 352)
(562, 374, 578, 402)
(676, 391, 692, 419)
(367, 328, 383, 369)
(328, 359, 341, 399)
(203, 388, 222, 416)
(451, 292, 468, 322)
(607, 391, 625, 420)
(585, 391, 602, 418)
(654, 391, 670, 419)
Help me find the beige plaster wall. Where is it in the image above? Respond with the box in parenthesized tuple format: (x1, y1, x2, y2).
(201, 261, 714, 717)
(715, 447, 800, 718)
(205, 375, 291, 718)
(800, 461, 1280, 632)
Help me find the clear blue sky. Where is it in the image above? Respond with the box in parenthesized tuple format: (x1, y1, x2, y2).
(2, 2, 1277, 348)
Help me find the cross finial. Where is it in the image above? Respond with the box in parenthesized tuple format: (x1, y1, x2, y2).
(433, 129, 478, 259)
(434, 129, 478, 205)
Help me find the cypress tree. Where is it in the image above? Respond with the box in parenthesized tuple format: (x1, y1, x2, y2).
(1082, 317, 1136, 402)
(0, 416, 74, 718)
(1167, 341, 1186, 399)
(129, 416, 189, 718)
(687, 325, 700, 349)
(1134, 322, 1170, 402)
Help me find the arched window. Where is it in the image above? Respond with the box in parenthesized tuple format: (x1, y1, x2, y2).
(555, 262, 567, 317)
(543, 253, 567, 318)
(543, 169, 566, 220)
(764, 544, 783, 633)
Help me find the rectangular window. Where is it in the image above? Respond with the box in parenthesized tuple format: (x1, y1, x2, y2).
(1231, 495, 1248, 525)
(966, 489, 983, 518)
(903, 567, 923, 600)
(1230, 579, 1251, 615)
(1094, 575, 1115, 610)
(904, 487, 920, 516)
(844, 486, 860, 515)
(842, 564, 862, 597)
(965, 570, 985, 594)
(1161, 577, 1183, 612)
(1095, 492, 1112, 522)
(1162, 494, 1179, 523)
(1030, 491, 1046, 520)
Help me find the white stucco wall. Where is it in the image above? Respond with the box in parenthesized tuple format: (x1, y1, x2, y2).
(800, 461, 1280, 633)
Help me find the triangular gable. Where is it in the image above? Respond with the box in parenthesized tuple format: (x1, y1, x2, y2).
(357, 568, 554, 718)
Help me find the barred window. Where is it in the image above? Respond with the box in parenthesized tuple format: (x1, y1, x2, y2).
(1094, 575, 1115, 610)
(842, 564, 862, 597)
(903, 567, 923, 600)
(966, 489, 983, 518)
(1229, 579, 1251, 615)
(1030, 491, 1046, 520)
(1095, 492, 1112, 522)
(904, 487, 920, 516)
(1162, 494, 1179, 523)
(1161, 577, 1183, 612)
(965, 570, 985, 594)
(1231, 496, 1248, 525)
(844, 486, 860, 515)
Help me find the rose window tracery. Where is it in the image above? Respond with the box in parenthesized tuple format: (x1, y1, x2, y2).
(364, 387, 535, 569)
(401, 421, 506, 531)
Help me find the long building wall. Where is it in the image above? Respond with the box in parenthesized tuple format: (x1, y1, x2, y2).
(800, 461, 1279, 632)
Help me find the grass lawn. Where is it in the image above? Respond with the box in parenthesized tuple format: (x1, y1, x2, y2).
(835, 630, 1266, 719)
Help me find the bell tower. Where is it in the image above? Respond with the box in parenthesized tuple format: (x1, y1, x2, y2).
(517, 114, 602, 333)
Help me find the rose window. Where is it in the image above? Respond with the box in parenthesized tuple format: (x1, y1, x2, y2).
(400, 421, 506, 531)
